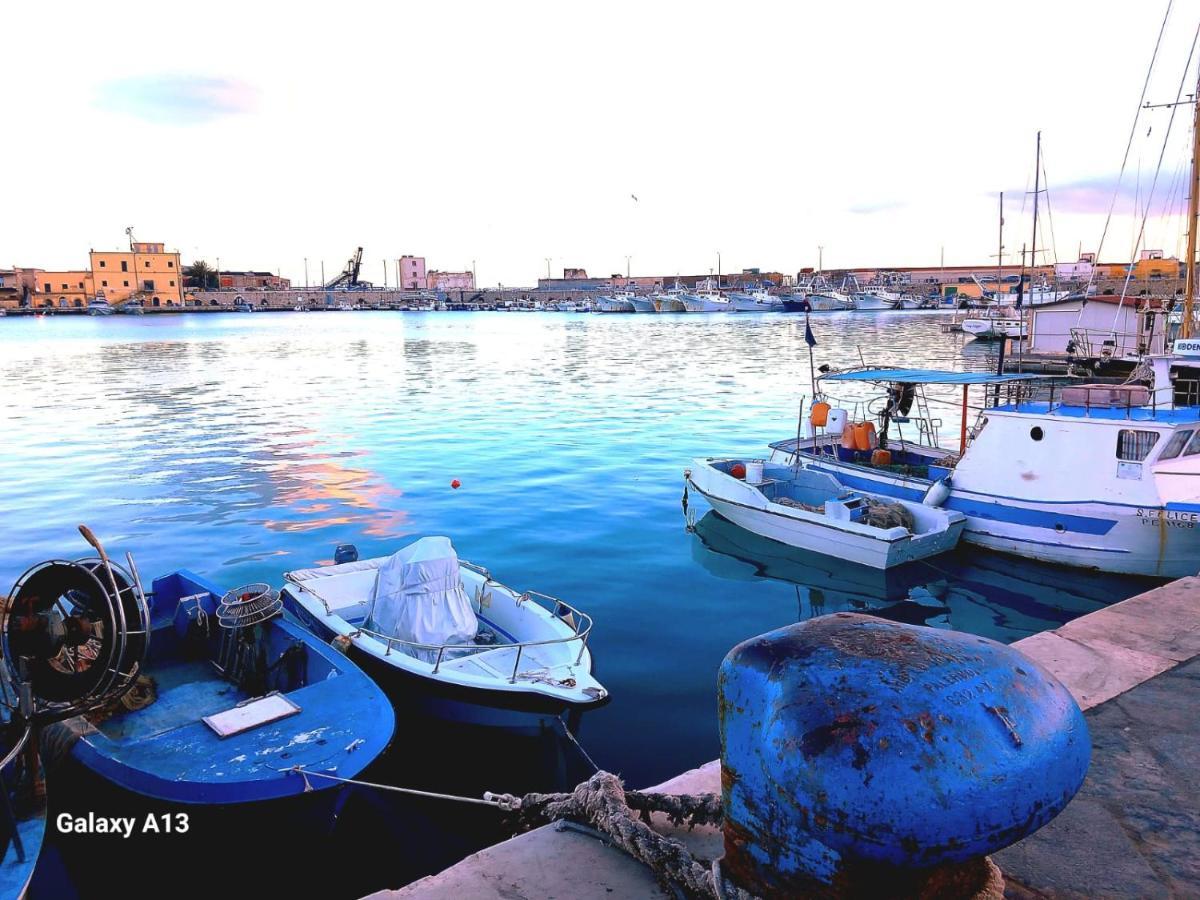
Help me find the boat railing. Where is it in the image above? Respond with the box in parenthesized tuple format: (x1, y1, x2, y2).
(294, 568, 595, 681)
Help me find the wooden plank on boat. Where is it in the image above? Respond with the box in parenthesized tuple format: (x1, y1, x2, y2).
(202, 694, 301, 738)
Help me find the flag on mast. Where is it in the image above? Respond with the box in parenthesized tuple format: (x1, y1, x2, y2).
(804, 319, 818, 347)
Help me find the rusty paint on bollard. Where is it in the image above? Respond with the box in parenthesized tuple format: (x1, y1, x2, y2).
(718, 613, 1089, 896)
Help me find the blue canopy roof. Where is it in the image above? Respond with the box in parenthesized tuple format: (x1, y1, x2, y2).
(821, 368, 1043, 385)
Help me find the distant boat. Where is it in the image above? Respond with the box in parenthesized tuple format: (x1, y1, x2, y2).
(628, 293, 658, 313)
(961, 308, 1027, 340)
(594, 292, 635, 313)
(119, 300, 145, 315)
(233, 296, 255, 312)
(653, 286, 688, 312)
(87, 291, 114, 316)
(281, 536, 609, 729)
(728, 287, 783, 312)
(681, 279, 732, 312)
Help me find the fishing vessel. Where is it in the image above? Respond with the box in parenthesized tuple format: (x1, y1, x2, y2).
(681, 279, 731, 312)
(234, 296, 255, 312)
(781, 275, 855, 311)
(593, 292, 635, 313)
(119, 299, 145, 315)
(768, 364, 1200, 577)
(652, 286, 688, 312)
(86, 291, 114, 316)
(727, 287, 783, 312)
(628, 293, 657, 313)
(685, 458, 965, 568)
(961, 308, 1028, 340)
(281, 537, 608, 729)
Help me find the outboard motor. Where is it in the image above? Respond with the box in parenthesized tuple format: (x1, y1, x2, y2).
(334, 543, 359, 565)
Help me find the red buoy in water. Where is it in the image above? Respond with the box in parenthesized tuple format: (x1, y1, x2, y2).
(730, 463, 747, 479)
(450, 479, 461, 489)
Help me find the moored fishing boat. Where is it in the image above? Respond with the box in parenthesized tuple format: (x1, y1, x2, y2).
(768, 364, 1200, 577)
(727, 287, 783, 312)
(681, 279, 731, 312)
(685, 458, 965, 568)
(628, 293, 657, 313)
(593, 292, 635, 313)
(653, 286, 688, 312)
(86, 291, 114, 316)
(281, 536, 608, 729)
(961, 308, 1027, 340)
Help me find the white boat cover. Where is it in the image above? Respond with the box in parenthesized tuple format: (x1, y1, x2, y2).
(365, 537, 478, 654)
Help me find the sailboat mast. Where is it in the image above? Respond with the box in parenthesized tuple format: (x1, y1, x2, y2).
(1028, 131, 1041, 308)
(1183, 72, 1200, 339)
(997, 191, 1004, 296)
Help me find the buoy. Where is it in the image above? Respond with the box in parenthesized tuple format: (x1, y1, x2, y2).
(450, 479, 462, 489)
(810, 401, 831, 428)
(923, 476, 951, 507)
(719, 613, 1089, 896)
(729, 462, 747, 479)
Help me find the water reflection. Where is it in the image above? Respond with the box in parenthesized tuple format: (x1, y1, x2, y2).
(691, 510, 1157, 644)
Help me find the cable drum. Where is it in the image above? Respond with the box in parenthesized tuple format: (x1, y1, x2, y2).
(216, 584, 282, 629)
(2, 558, 148, 719)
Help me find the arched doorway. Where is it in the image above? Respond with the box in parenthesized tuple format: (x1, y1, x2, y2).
(73, 298, 82, 307)
(152, 297, 161, 307)
(58, 298, 68, 308)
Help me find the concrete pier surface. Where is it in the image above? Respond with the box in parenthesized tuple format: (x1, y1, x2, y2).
(368, 576, 1200, 899)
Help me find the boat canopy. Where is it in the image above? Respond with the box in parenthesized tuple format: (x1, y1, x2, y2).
(821, 368, 1043, 385)
(365, 537, 478, 651)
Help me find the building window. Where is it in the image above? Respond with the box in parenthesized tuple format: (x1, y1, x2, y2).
(102, 280, 108, 287)
(168, 261, 174, 268)
(145, 261, 150, 268)
(61, 283, 68, 290)
(1117, 430, 1159, 461)
(144, 280, 155, 291)
(99, 260, 106, 268)
(169, 280, 175, 287)
(123, 280, 129, 287)
(43, 283, 50, 291)
(121, 261, 128, 272)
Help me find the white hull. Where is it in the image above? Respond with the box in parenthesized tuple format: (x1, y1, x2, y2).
(769, 440, 1200, 578)
(728, 294, 783, 312)
(962, 317, 1026, 339)
(630, 297, 657, 313)
(849, 293, 893, 310)
(686, 460, 965, 569)
(594, 297, 635, 313)
(682, 296, 732, 312)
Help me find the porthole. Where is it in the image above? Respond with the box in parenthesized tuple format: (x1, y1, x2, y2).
(1054, 523, 1065, 533)
(1030, 427, 1044, 441)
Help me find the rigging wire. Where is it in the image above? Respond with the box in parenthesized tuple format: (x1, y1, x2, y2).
(1039, 146, 1060, 266)
(1112, 18, 1200, 332)
(1075, 0, 1175, 329)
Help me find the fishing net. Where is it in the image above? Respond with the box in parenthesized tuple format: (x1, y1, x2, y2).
(864, 500, 916, 532)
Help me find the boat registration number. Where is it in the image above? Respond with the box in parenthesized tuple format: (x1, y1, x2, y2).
(1136, 508, 1198, 528)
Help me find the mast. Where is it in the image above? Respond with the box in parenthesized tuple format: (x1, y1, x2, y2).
(997, 191, 1004, 300)
(1027, 131, 1041, 310)
(1183, 72, 1200, 339)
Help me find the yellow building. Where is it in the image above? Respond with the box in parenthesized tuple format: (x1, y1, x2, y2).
(89, 241, 183, 307)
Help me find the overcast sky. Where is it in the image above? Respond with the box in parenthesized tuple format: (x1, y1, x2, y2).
(5, 1, 1200, 286)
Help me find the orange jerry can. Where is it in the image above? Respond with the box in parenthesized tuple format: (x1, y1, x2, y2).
(871, 448, 892, 466)
(811, 401, 831, 428)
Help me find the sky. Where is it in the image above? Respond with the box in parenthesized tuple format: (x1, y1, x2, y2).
(4, 0, 1200, 287)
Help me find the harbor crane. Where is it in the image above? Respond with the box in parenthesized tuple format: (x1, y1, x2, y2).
(325, 247, 366, 289)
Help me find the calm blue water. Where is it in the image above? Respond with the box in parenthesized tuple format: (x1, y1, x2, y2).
(1, 311, 1156, 896)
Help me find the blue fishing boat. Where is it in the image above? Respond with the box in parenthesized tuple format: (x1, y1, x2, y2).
(59, 568, 395, 805)
(0, 721, 46, 900)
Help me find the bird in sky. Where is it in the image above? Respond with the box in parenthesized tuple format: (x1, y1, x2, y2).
(631, 193, 639, 202)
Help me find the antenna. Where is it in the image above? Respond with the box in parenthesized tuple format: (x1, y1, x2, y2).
(124, 226, 136, 251)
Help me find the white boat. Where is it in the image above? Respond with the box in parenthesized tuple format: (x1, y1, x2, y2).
(594, 293, 635, 313)
(280, 536, 608, 728)
(118, 300, 145, 315)
(728, 288, 783, 312)
(768, 363, 1200, 577)
(685, 459, 965, 568)
(335, 301, 355, 311)
(653, 287, 688, 312)
(961, 308, 1027, 340)
(87, 292, 114, 316)
(629, 294, 657, 313)
(681, 279, 732, 312)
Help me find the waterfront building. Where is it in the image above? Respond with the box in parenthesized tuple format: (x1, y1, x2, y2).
(1028, 294, 1168, 357)
(0, 267, 40, 309)
(33, 270, 91, 309)
(427, 270, 475, 290)
(217, 270, 291, 291)
(399, 255, 427, 290)
(88, 241, 183, 308)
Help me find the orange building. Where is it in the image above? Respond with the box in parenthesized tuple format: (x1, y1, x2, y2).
(89, 241, 183, 307)
(34, 270, 91, 309)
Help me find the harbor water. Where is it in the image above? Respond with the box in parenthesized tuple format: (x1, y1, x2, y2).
(0, 311, 1158, 896)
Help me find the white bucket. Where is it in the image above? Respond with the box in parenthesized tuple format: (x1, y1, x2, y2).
(826, 408, 848, 436)
(745, 459, 765, 484)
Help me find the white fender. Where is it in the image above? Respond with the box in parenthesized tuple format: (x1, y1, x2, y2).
(923, 476, 951, 507)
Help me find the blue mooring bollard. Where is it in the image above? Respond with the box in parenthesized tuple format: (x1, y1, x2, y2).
(719, 613, 1090, 896)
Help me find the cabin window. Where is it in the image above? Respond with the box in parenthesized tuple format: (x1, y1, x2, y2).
(1116, 430, 1159, 461)
(1185, 431, 1200, 457)
(1159, 429, 1193, 460)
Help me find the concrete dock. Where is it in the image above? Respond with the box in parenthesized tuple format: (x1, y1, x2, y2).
(369, 576, 1200, 899)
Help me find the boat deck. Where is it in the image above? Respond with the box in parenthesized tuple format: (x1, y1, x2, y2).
(95, 659, 247, 743)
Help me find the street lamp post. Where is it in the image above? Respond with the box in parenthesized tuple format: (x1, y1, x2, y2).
(304, 257, 309, 290)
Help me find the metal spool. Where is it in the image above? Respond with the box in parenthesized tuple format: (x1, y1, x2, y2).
(215, 584, 281, 629)
(2, 554, 149, 723)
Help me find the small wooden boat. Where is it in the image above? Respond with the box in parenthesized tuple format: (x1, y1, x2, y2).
(281, 536, 608, 729)
(685, 459, 965, 569)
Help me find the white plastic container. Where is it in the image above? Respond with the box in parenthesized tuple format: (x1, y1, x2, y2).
(745, 460, 765, 484)
(826, 408, 848, 436)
